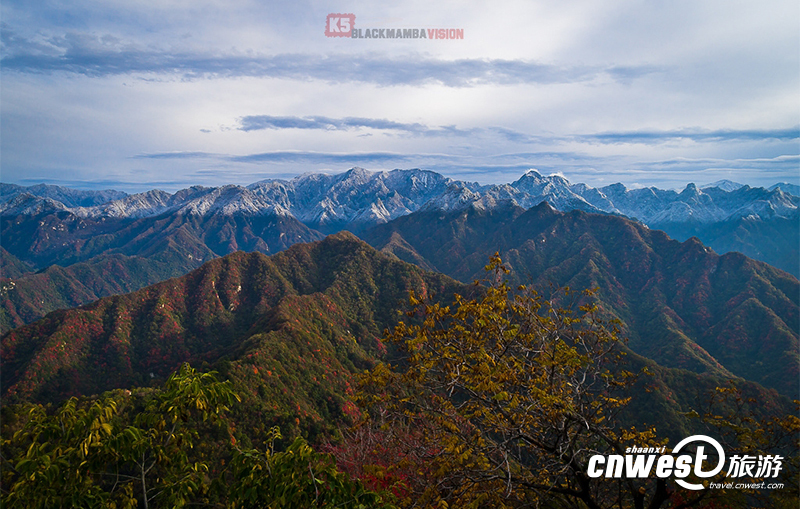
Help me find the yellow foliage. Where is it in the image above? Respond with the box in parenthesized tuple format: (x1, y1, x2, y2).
(356, 256, 665, 508)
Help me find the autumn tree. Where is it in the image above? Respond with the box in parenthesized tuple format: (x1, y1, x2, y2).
(679, 384, 800, 508)
(356, 255, 688, 508)
(224, 425, 394, 508)
(1, 363, 394, 508)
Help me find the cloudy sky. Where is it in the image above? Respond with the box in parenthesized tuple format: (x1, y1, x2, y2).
(1, 0, 798, 192)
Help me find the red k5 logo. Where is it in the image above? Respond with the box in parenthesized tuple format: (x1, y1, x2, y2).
(325, 13, 355, 37)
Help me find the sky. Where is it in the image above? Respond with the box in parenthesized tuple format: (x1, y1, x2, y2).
(1, 0, 798, 193)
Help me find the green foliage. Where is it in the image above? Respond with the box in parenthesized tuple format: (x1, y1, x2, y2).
(225, 427, 394, 508)
(349, 255, 799, 508)
(2, 364, 236, 508)
(2, 363, 391, 508)
(2, 397, 120, 508)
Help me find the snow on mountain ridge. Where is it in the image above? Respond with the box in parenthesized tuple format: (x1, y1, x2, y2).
(85, 189, 174, 218)
(701, 179, 745, 192)
(0, 183, 128, 208)
(769, 182, 800, 197)
(0, 193, 70, 216)
(419, 183, 482, 212)
(3, 169, 798, 230)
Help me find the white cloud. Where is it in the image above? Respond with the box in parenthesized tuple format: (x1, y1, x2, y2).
(1, 0, 797, 191)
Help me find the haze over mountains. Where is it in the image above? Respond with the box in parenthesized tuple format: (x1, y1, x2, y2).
(2, 169, 797, 332)
(1, 169, 798, 457)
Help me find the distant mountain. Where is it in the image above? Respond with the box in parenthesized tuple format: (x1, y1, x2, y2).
(0, 169, 460, 329)
(5, 169, 796, 229)
(581, 181, 798, 225)
(0, 193, 71, 216)
(701, 179, 744, 192)
(1, 206, 321, 270)
(0, 210, 324, 332)
(0, 183, 128, 208)
(487, 172, 604, 213)
(658, 215, 800, 277)
(1, 169, 464, 230)
(2, 232, 791, 445)
(414, 171, 798, 228)
(249, 168, 465, 232)
(363, 202, 799, 399)
(769, 182, 800, 196)
(3, 169, 797, 330)
(0, 252, 201, 333)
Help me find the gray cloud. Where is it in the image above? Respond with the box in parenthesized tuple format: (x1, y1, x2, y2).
(131, 150, 424, 164)
(13, 177, 190, 191)
(237, 115, 477, 137)
(581, 127, 800, 144)
(131, 151, 217, 160)
(605, 65, 664, 85)
(236, 115, 799, 146)
(3, 1, 796, 194)
(240, 115, 422, 133)
(230, 151, 416, 164)
(132, 149, 797, 171)
(635, 154, 800, 169)
(1, 27, 658, 87)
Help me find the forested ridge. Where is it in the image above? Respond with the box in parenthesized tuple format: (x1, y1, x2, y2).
(2, 232, 797, 507)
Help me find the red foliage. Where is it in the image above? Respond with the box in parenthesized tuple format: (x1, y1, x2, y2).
(324, 420, 435, 499)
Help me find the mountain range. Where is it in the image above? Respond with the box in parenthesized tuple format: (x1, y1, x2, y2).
(1, 167, 797, 509)
(2, 169, 797, 332)
(3, 169, 797, 228)
(1, 169, 798, 403)
(0, 206, 323, 331)
(2, 232, 793, 446)
(363, 201, 799, 399)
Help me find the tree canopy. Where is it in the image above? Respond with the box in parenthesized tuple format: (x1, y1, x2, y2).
(2, 254, 796, 508)
(1, 364, 394, 508)
(355, 255, 690, 508)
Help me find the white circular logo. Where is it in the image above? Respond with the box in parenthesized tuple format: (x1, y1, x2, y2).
(672, 435, 726, 490)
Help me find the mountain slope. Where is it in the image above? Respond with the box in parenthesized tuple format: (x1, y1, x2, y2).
(1, 207, 322, 270)
(362, 202, 799, 398)
(658, 215, 800, 276)
(0, 210, 325, 331)
(0, 248, 32, 279)
(2, 232, 792, 447)
(0, 233, 467, 441)
(0, 252, 201, 332)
